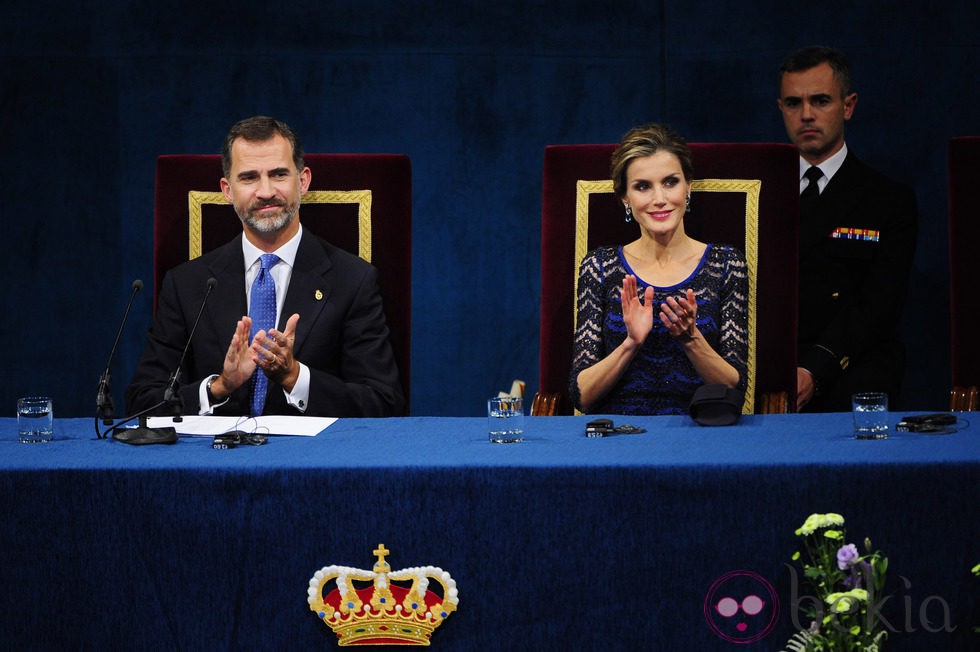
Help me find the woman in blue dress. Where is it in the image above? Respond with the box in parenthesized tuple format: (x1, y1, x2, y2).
(570, 124, 749, 415)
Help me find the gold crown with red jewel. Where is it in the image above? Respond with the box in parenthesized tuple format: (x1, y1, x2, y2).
(308, 544, 459, 646)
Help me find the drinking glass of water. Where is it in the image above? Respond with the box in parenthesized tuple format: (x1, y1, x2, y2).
(487, 396, 523, 443)
(852, 392, 888, 439)
(17, 396, 54, 443)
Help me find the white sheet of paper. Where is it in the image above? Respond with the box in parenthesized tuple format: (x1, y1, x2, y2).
(146, 415, 337, 437)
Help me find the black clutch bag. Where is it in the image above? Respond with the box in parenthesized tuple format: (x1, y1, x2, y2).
(688, 384, 744, 426)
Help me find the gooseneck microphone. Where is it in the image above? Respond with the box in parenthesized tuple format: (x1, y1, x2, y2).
(163, 276, 218, 420)
(107, 277, 218, 444)
(95, 279, 143, 438)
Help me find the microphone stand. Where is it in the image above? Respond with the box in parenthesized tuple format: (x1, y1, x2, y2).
(105, 401, 178, 444)
(103, 277, 217, 444)
(95, 280, 143, 439)
(163, 371, 184, 423)
(162, 276, 216, 422)
(96, 368, 114, 427)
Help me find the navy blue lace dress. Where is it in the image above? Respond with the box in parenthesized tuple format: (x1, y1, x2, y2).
(569, 244, 749, 415)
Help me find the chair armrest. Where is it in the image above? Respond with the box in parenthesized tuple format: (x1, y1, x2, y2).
(531, 392, 561, 416)
(761, 391, 790, 414)
(950, 385, 979, 411)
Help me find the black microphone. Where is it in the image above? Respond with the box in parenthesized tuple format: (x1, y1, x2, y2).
(95, 279, 143, 438)
(163, 277, 218, 420)
(112, 277, 217, 445)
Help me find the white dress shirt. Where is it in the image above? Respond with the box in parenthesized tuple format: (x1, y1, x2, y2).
(799, 143, 848, 195)
(199, 225, 311, 414)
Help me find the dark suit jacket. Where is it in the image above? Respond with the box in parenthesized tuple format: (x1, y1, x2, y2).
(125, 230, 404, 417)
(799, 151, 918, 411)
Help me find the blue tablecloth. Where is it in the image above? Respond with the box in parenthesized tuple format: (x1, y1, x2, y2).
(1, 414, 977, 650)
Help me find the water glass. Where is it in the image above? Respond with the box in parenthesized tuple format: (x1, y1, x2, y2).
(488, 397, 523, 443)
(852, 392, 888, 439)
(18, 396, 54, 443)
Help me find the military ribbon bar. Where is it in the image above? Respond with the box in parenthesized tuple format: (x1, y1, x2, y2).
(830, 227, 880, 241)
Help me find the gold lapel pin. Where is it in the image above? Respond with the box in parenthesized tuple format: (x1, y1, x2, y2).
(314, 289, 324, 301)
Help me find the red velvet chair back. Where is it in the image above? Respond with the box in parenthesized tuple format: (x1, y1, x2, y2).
(154, 154, 412, 411)
(948, 136, 980, 402)
(540, 143, 799, 414)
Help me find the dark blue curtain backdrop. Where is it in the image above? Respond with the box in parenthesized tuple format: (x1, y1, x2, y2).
(1, 1, 977, 416)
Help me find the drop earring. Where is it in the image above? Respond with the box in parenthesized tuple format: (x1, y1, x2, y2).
(685, 194, 692, 213)
(624, 204, 633, 223)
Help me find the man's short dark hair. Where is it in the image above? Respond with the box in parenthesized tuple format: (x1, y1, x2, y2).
(779, 46, 852, 98)
(221, 116, 304, 178)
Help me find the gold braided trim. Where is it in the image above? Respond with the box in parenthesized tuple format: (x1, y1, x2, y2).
(573, 178, 761, 413)
(187, 189, 373, 262)
(573, 180, 613, 308)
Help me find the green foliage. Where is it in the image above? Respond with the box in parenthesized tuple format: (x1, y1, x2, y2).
(785, 513, 889, 652)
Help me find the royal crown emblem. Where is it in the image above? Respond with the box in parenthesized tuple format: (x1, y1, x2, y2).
(308, 544, 459, 646)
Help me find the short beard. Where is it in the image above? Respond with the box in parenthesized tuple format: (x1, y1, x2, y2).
(238, 202, 298, 234)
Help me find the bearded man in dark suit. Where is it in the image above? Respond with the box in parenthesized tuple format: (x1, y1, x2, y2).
(777, 47, 918, 412)
(126, 116, 404, 418)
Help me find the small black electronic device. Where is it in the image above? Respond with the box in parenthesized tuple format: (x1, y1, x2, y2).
(585, 418, 646, 437)
(212, 434, 239, 449)
(896, 413, 957, 433)
(585, 418, 614, 438)
(212, 431, 269, 448)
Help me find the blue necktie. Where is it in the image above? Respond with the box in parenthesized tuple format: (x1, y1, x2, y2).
(249, 254, 280, 416)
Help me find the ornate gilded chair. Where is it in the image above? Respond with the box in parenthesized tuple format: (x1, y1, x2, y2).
(536, 143, 799, 415)
(948, 136, 980, 411)
(153, 154, 412, 411)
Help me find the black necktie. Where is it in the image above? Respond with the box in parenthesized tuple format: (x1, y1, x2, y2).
(800, 166, 823, 202)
